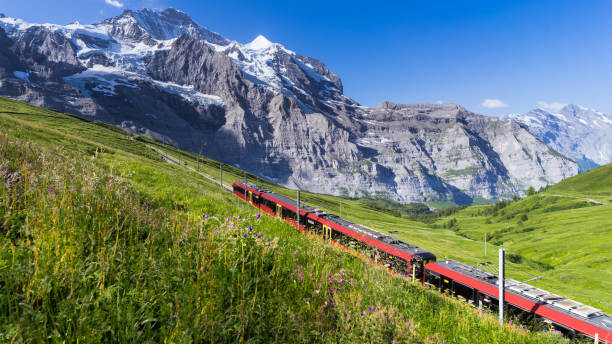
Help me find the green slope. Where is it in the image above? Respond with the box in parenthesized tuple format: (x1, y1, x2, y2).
(0, 97, 572, 343)
(547, 163, 612, 202)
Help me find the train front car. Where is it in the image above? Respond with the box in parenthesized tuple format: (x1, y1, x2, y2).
(425, 260, 612, 343)
(307, 211, 436, 281)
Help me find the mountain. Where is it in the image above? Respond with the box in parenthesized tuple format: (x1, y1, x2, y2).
(0, 8, 578, 203)
(505, 104, 612, 172)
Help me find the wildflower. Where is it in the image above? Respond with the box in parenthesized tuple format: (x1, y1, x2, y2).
(360, 313, 364, 317)
(248, 226, 253, 232)
(205, 215, 210, 219)
(327, 277, 332, 283)
(238, 215, 242, 220)
(349, 278, 355, 285)
(316, 289, 320, 294)
(339, 278, 343, 283)
(257, 233, 262, 238)
(243, 234, 247, 238)
(386, 318, 389, 322)
(256, 213, 261, 219)
(292, 250, 297, 255)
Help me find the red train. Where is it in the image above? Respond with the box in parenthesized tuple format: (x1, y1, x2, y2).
(233, 181, 612, 343)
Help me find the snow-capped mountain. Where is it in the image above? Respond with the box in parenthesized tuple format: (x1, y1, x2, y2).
(0, 8, 578, 203)
(505, 104, 612, 172)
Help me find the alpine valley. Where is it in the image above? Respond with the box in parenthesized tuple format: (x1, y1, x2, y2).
(0, 8, 578, 203)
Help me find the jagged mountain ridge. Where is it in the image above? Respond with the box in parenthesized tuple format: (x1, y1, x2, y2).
(0, 8, 578, 203)
(505, 104, 612, 172)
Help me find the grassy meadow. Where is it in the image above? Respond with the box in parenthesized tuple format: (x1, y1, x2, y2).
(0, 96, 603, 342)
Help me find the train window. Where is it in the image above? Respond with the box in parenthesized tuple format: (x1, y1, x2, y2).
(452, 281, 475, 302)
(425, 271, 441, 287)
(262, 198, 276, 211)
(233, 185, 245, 195)
(282, 208, 297, 220)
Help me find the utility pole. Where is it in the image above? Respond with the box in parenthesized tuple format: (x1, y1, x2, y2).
(340, 199, 342, 217)
(244, 172, 247, 201)
(297, 190, 301, 231)
(499, 248, 505, 326)
(485, 233, 487, 257)
(198, 143, 206, 172)
(219, 162, 223, 186)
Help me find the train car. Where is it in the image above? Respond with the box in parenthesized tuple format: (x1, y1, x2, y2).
(425, 260, 612, 343)
(307, 210, 436, 279)
(232, 181, 436, 279)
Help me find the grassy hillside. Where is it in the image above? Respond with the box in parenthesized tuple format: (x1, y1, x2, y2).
(148, 135, 612, 314)
(547, 163, 612, 202)
(0, 97, 573, 343)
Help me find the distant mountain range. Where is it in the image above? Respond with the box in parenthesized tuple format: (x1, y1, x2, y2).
(505, 104, 612, 172)
(0, 8, 578, 203)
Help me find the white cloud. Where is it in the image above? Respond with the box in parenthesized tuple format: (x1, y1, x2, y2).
(481, 98, 508, 109)
(537, 101, 567, 113)
(105, 0, 124, 8)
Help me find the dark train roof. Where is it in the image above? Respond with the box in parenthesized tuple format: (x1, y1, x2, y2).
(431, 260, 612, 331)
(237, 181, 435, 259)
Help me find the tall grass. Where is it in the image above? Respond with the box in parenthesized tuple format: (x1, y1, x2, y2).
(0, 114, 571, 342)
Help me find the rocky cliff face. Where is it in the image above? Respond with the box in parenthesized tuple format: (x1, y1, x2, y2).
(505, 105, 612, 172)
(0, 8, 578, 203)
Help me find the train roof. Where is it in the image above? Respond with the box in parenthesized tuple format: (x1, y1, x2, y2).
(316, 212, 435, 259)
(430, 260, 612, 332)
(236, 181, 435, 259)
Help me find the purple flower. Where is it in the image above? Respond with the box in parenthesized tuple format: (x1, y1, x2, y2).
(238, 216, 242, 220)
(257, 234, 262, 238)
(256, 213, 261, 219)
(205, 215, 210, 219)
(292, 250, 297, 255)
(386, 318, 389, 322)
(243, 234, 247, 238)
(248, 226, 253, 232)
(360, 313, 364, 317)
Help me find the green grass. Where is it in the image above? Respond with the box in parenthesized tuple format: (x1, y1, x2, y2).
(0, 96, 598, 342)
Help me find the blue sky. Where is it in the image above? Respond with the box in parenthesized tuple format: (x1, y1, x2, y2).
(3, 0, 611, 116)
